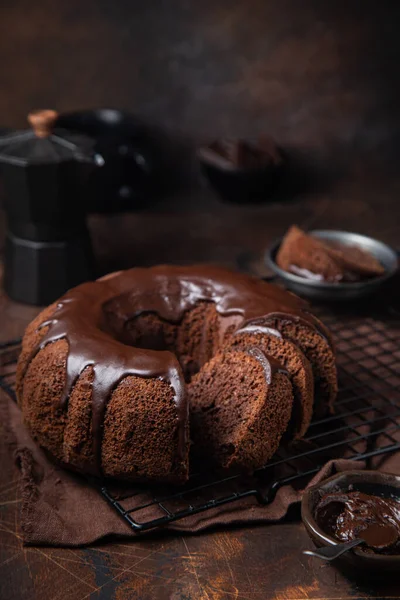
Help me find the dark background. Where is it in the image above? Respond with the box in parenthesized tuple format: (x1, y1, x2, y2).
(2, 1, 400, 155)
(0, 0, 399, 271)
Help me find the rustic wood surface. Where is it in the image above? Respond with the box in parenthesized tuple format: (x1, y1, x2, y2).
(0, 160, 399, 599)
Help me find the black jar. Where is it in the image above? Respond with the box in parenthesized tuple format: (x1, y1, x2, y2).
(0, 109, 100, 304)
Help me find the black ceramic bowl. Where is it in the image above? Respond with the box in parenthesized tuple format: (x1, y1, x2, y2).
(198, 141, 283, 204)
(302, 470, 400, 573)
(267, 230, 398, 301)
(56, 109, 160, 213)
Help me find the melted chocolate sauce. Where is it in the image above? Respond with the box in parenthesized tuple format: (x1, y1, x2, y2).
(26, 265, 329, 476)
(316, 490, 400, 554)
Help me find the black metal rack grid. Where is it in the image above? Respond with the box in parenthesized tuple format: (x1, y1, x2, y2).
(1, 302, 399, 533)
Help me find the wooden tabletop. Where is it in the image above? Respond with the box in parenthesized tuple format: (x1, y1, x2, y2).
(0, 164, 399, 600)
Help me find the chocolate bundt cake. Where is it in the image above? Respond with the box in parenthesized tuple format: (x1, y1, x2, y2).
(16, 265, 336, 483)
(277, 225, 343, 282)
(189, 348, 293, 470)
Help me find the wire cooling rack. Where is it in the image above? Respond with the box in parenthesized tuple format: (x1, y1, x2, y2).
(1, 296, 400, 533)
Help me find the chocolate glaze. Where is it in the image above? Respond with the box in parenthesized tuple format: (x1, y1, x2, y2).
(30, 281, 186, 476)
(234, 314, 331, 347)
(103, 265, 331, 343)
(234, 323, 307, 436)
(234, 324, 283, 339)
(316, 490, 400, 554)
(26, 265, 329, 476)
(243, 347, 288, 385)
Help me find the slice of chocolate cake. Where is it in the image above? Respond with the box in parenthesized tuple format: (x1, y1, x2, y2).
(277, 225, 385, 283)
(189, 347, 293, 471)
(276, 225, 343, 282)
(246, 317, 337, 414)
(228, 326, 314, 438)
(326, 244, 385, 277)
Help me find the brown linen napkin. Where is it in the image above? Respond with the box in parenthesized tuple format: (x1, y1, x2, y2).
(2, 388, 387, 548)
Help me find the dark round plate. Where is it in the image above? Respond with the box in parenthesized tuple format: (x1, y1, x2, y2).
(266, 230, 398, 301)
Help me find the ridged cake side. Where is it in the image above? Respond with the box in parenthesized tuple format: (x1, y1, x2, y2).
(16, 302, 190, 484)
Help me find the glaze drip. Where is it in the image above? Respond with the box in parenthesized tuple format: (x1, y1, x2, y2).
(103, 265, 331, 343)
(31, 282, 186, 476)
